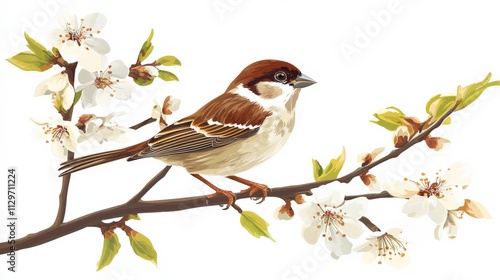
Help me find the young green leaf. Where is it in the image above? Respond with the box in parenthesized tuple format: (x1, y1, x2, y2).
(158, 70, 179, 82)
(133, 77, 155, 86)
(137, 29, 155, 63)
(312, 159, 323, 182)
(128, 214, 141, 221)
(7, 52, 53, 72)
(426, 94, 456, 123)
(240, 211, 276, 242)
(317, 147, 346, 181)
(97, 231, 121, 271)
(456, 73, 496, 110)
(370, 106, 406, 131)
(73, 90, 83, 106)
(129, 230, 158, 266)
(24, 32, 53, 61)
(156, 55, 181, 66)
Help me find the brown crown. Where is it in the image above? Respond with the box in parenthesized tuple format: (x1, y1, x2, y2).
(225, 60, 302, 94)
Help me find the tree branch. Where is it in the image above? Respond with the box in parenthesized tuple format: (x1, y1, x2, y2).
(127, 165, 171, 204)
(53, 62, 78, 226)
(0, 102, 457, 254)
(130, 117, 156, 130)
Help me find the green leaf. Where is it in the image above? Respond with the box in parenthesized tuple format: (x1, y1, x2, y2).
(312, 159, 323, 182)
(133, 77, 155, 86)
(240, 211, 276, 242)
(425, 94, 442, 115)
(456, 73, 496, 110)
(128, 214, 141, 221)
(156, 55, 181, 66)
(158, 70, 179, 82)
(7, 52, 53, 71)
(129, 230, 158, 266)
(427, 94, 456, 122)
(73, 90, 83, 106)
(24, 32, 53, 61)
(138, 29, 154, 63)
(51, 47, 60, 56)
(317, 147, 346, 181)
(97, 231, 121, 271)
(370, 106, 406, 131)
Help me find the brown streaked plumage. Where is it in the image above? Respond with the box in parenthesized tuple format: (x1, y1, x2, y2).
(59, 59, 316, 207)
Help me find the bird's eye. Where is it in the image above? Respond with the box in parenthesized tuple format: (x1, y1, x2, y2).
(274, 71, 287, 83)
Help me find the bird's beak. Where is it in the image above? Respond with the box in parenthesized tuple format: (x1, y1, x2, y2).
(293, 73, 316, 89)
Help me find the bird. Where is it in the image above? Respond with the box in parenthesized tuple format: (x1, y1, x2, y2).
(59, 59, 316, 208)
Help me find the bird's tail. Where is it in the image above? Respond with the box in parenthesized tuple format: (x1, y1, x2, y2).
(58, 141, 149, 176)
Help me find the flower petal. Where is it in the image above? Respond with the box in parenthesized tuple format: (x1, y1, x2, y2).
(61, 85, 75, 110)
(298, 203, 321, 224)
(328, 234, 353, 259)
(386, 253, 410, 268)
(385, 180, 419, 198)
(443, 163, 471, 187)
(85, 37, 110, 54)
(34, 80, 49, 96)
(402, 195, 429, 218)
(109, 60, 129, 78)
(340, 217, 364, 238)
(47, 74, 69, 92)
(112, 82, 134, 100)
(78, 68, 96, 84)
(439, 188, 465, 210)
(50, 141, 67, 158)
(341, 197, 368, 219)
(81, 86, 98, 108)
(302, 224, 322, 245)
(83, 12, 107, 30)
(428, 198, 447, 224)
(78, 50, 105, 72)
(59, 41, 81, 63)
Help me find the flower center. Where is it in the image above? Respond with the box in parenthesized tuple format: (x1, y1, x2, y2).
(59, 18, 100, 47)
(409, 172, 446, 198)
(93, 66, 120, 96)
(44, 125, 70, 144)
(373, 233, 407, 264)
(316, 204, 347, 240)
(95, 76, 113, 89)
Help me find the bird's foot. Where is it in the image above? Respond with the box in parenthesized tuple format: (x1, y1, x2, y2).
(226, 175, 269, 204)
(207, 189, 236, 210)
(241, 183, 269, 204)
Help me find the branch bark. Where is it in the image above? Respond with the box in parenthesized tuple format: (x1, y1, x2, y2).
(0, 102, 457, 255)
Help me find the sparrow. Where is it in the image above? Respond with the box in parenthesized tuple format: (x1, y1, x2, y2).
(59, 59, 316, 208)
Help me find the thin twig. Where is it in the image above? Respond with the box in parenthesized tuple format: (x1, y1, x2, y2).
(127, 165, 172, 204)
(130, 117, 156, 130)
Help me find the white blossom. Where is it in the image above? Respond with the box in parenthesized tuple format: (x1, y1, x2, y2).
(298, 185, 368, 259)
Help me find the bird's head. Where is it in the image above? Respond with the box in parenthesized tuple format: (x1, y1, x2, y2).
(226, 60, 316, 111)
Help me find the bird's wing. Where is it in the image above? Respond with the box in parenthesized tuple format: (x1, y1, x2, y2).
(130, 93, 272, 160)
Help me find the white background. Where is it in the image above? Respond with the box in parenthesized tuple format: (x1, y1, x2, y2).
(1, 0, 499, 279)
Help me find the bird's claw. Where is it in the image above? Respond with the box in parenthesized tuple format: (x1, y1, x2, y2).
(207, 190, 236, 210)
(241, 183, 269, 204)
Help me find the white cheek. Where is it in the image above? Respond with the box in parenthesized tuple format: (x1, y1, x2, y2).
(230, 83, 298, 112)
